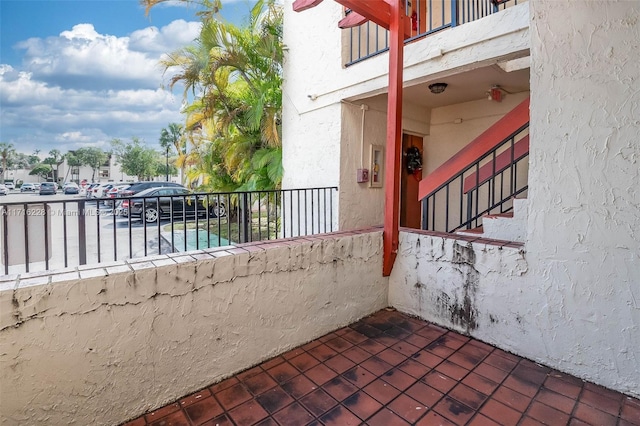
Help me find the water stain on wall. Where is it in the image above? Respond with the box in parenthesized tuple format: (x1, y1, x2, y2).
(433, 242, 479, 333)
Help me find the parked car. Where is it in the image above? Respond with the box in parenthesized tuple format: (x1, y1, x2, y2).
(33, 183, 41, 190)
(90, 182, 113, 199)
(118, 187, 225, 223)
(85, 183, 99, 198)
(63, 182, 80, 195)
(4, 182, 14, 191)
(118, 181, 184, 197)
(39, 182, 57, 195)
(20, 183, 36, 192)
(100, 183, 131, 206)
(0, 184, 8, 196)
(106, 183, 131, 199)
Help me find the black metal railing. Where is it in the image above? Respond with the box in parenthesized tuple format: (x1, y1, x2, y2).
(0, 187, 337, 275)
(421, 124, 529, 232)
(346, 0, 524, 65)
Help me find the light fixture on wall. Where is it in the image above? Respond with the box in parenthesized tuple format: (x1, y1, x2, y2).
(487, 85, 508, 102)
(428, 83, 448, 94)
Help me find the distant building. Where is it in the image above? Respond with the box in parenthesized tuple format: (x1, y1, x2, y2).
(6, 153, 180, 185)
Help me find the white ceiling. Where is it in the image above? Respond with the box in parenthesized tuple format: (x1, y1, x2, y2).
(358, 62, 530, 110)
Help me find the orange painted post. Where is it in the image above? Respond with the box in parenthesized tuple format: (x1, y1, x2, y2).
(291, 0, 406, 276)
(382, 0, 405, 277)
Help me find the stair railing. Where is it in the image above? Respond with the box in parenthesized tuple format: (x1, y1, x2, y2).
(421, 125, 529, 233)
(418, 98, 530, 233)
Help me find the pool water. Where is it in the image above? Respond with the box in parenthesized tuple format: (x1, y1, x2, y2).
(164, 228, 232, 252)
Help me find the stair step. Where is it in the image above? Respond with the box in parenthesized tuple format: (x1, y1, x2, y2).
(457, 226, 483, 235)
(484, 212, 513, 219)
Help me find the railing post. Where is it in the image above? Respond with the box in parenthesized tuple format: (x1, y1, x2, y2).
(451, 0, 459, 27)
(78, 200, 87, 266)
(466, 192, 473, 229)
(421, 198, 428, 230)
(241, 193, 250, 243)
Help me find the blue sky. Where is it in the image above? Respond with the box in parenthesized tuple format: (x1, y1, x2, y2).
(0, 0, 257, 156)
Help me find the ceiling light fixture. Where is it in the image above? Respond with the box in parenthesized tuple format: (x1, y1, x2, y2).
(428, 83, 448, 94)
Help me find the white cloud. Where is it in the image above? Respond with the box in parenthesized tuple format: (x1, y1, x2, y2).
(14, 21, 200, 92)
(130, 20, 201, 53)
(1, 21, 195, 154)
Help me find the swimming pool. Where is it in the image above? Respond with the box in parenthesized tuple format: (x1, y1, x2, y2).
(164, 228, 232, 252)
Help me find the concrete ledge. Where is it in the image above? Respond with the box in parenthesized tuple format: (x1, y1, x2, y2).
(0, 230, 387, 426)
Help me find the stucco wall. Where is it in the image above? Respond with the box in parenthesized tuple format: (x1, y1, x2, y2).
(391, 1, 640, 398)
(337, 97, 431, 230)
(389, 231, 529, 348)
(525, 0, 640, 396)
(0, 231, 387, 425)
(338, 103, 387, 229)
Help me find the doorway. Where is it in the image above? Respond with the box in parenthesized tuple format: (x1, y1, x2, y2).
(400, 133, 423, 228)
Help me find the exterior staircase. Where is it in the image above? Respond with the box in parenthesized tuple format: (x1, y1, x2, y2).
(418, 97, 530, 241)
(457, 198, 527, 242)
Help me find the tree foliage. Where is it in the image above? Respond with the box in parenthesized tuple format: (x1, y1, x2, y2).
(64, 152, 82, 182)
(111, 138, 161, 181)
(0, 142, 16, 183)
(145, 0, 284, 191)
(43, 149, 65, 181)
(29, 163, 53, 179)
(75, 147, 108, 181)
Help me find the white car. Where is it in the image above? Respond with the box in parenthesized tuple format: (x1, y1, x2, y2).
(0, 184, 8, 195)
(4, 182, 15, 190)
(90, 182, 112, 198)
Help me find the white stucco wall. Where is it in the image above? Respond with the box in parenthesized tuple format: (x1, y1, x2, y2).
(389, 231, 528, 345)
(0, 232, 387, 425)
(390, 0, 640, 398)
(525, 0, 640, 396)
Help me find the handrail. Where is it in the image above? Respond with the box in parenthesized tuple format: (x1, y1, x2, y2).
(418, 97, 529, 201)
(463, 134, 529, 193)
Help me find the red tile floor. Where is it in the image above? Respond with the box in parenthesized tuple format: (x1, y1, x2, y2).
(123, 309, 640, 426)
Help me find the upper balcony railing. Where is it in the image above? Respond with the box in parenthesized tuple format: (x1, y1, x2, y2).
(345, 0, 524, 66)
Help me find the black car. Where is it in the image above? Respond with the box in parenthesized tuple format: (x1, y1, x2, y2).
(118, 187, 226, 223)
(118, 181, 184, 197)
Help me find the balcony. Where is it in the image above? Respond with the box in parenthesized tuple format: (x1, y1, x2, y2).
(124, 309, 640, 425)
(1, 226, 639, 425)
(344, 0, 527, 66)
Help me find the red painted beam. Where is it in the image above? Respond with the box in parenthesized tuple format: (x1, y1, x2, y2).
(338, 11, 368, 28)
(292, 0, 324, 12)
(335, 0, 390, 26)
(462, 135, 529, 193)
(382, 0, 404, 277)
(334, 0, 411, 37)
(418, 97, 530, 201)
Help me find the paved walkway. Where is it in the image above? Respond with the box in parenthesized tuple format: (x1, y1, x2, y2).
(122, 309, 640, 426)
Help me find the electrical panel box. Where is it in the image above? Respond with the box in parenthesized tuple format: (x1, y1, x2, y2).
(357, 168, 369, 183)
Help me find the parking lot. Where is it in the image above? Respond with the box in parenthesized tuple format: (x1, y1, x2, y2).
(0, 189, 170, 274)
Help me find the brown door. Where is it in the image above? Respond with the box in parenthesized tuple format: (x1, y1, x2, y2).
(400, 134, 423, 228)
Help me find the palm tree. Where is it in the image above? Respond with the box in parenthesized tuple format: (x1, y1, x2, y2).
(143, 0, 284, 191)
(159, 123, 186, 183)
(0, 143, 16, 184)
